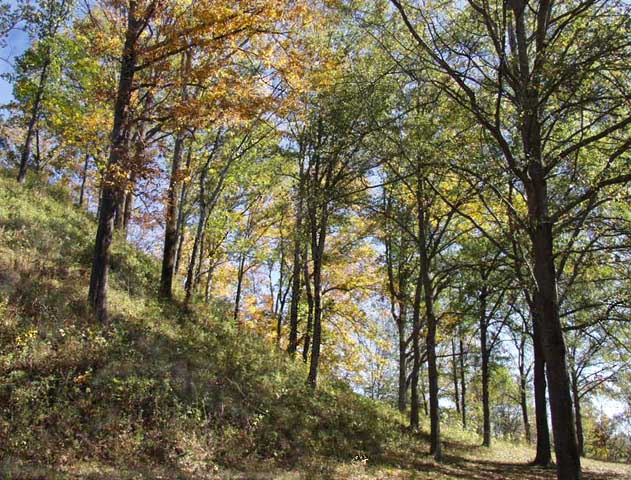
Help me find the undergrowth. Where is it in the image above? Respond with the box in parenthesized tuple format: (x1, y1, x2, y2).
(0, 171, 406, 475)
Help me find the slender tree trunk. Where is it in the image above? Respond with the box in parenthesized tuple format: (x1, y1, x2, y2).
(88, 4, 140, 322)
(571, 371, 585, 457)
(193, 228, 205, 293)
(418, 177, 441, 461)
(160, 132, 186, 298)
(302, 259, 313, 362)
(174, 145, 193, 275)
(397, 303, 408, 413)
(420, 361, 428, 416)
(204, 262, 214, 302)
(410, 271, 422, 430)
(78, 150, 90, 208)
(233, 253, 246, 322)
(17, 53, 50, 183)
(122, 173, 134, 235)
(451, 337, 460, 414)
(480, 286, 491, 447)
(34, 128, 41, 172)
(518, 332, 532, 444)
(307, 229, 325, 387)
(532, 309, 552, 465)
(520, 373, 531, 444)
(459, 331, 467, 429)
(287, 166, 305, 354)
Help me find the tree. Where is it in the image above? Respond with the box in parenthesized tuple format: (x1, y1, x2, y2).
(15, 0, 73, 183)
(390, 1, 631, 477)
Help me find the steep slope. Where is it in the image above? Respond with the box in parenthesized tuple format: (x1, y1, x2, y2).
(0, 171, 629, 480)
(0, 171, 402, 478)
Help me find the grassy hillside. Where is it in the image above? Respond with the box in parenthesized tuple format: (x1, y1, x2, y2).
(0, 171, 630, 480)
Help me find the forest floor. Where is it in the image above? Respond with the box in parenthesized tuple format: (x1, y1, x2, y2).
(3, 441, 631, 479)
(1, 171, 630, 480)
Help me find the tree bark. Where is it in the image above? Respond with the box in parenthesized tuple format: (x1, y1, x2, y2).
(159, 131, 186, 298)
(397, 302, 408, 413)
(302, 258, 313, 363)
(571, 371, 585, 457)
(174, 145, 193, 276)
(409, 270, 422, 430)
(88, 3, 140, 322)
(233, 253, 246, 322)
(480, 285, 491, 447)
(417, 177, 441, 461)
(459, 330, 467, 429)
(527, 165, 581, 479)
(451, 337, 460, 415)
(78, 150, 90, 208)
(532, 310, 552, 465)
(518, 331, 531, 444)
(287, 162, 305, 354)
(307, 220, 325, 387)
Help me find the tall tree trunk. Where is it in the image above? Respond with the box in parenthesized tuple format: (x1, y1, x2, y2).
(512, 0, 581, 473)
(34, 128, 41, 172)
(78, 150, 90, 208)
(302, 259, 313, 362)
(397, 302, 408, 413)
(287, 165, 305, 354)
(174, 145, 193, 276)
(451, 337, 460, 414)
(532, 309, 552, 465)
(409, 270, 423, 430)
(518, 330, 532, 443)
(527, 165, 581, 479)
(571, 371, 585, 457)
(480, 285, 491, 447)
(418, 178, 441, 461)
(88, 4, 140, 322)
(204, 262, 214, 302)
(307, 227, 325, 387)
(160, 131, 186, 298)
(233, 253, 246, 322)
(122, 173, 135, 235)
(459, 330, 467, 429)
(420, 361, 428, 416)
(17, 52, 50, 183)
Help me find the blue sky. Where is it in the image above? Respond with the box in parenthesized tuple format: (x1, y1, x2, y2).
(0, 26, 29, 104)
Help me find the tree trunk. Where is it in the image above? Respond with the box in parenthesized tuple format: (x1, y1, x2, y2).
(571, 371, 585, 457)
(480, 286, 491, 447)
(17, 52, 50, 183)
(174, 145, 193, 276)
(527, 165, 581, 479)
(204, 262, 214, 302)
(287, 166, 305, 354)
(418, 178, 441, 461)
(452, 337, 460, 414)
(78, 150, 90, 208)
(307, 228, 325, 387)
(409, 270, 423, 430)
(233, 253, 246, 322)
(397, 302, 408, 413)
(459, 330, 467, 429)
(88, 4, 140, 322)
(302, 259, 313, 362)
(532, 309, 552, 465)
(159, 131, 186, 298)
(518, 330, 532, 444)
(420, 361, 428, 416)
(122, 174, 134, 235)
